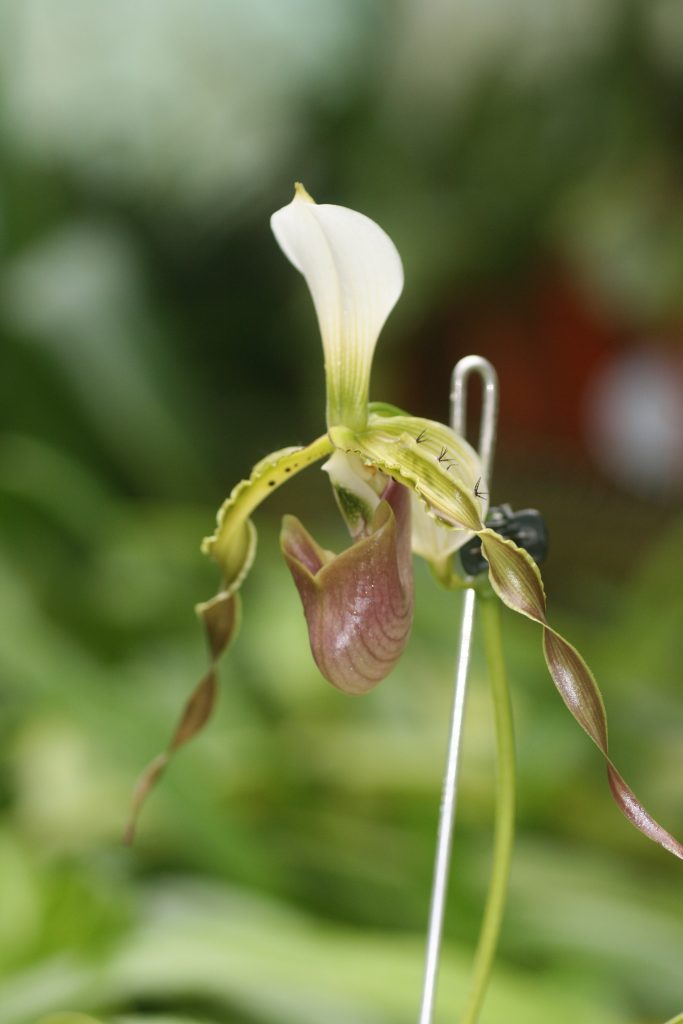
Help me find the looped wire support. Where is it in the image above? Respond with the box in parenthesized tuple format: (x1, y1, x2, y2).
(450, 355, 498, 484)
(417, 355, 499, 1024)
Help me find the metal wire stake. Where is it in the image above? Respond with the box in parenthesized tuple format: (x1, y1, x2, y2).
(418, 356, 498, 1024)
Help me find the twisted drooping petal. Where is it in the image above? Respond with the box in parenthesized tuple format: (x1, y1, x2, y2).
(479, 528, 683, 860)
(271, 184, 404, 432)
(330, 415, 683, 859)
(124, 435, 334, 840)
(281, 480, 414, 694)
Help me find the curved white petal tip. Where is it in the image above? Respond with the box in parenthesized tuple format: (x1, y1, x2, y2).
(293, 181, 315, 203)
(271, 184, 403, 430)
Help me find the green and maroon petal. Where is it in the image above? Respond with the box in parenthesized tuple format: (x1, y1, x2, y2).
(480, 528, 683, 860)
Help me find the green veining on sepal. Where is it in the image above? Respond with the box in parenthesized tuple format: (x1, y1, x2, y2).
(322, 448, 386, 538)
(330, 413, 484, 535)
(335, 485, 374, 533)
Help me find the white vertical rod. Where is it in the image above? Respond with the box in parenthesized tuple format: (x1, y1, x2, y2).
(417, 356, 498, 1024)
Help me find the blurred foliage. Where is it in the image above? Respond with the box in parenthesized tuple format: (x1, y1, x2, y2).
(1, 2, 682, 1023)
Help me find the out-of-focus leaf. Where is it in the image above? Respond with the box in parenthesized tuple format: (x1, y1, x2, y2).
(111, 1018, 215, 1024)
(0, 881, 621, 1024)
(36, 1015, 104, 1024)
(506, 840, 683, 1007)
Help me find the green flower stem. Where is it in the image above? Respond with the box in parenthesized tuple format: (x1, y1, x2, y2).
(428, 560, 469, 591)
(461, 593, 516, 1024)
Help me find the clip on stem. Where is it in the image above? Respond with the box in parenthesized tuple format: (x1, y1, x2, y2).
(417, 356, 499, 1024)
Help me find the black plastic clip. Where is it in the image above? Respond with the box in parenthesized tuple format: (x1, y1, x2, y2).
(459, 504, 549, 578)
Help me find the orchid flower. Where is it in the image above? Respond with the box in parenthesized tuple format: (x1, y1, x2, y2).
(126, 185, 683, 862)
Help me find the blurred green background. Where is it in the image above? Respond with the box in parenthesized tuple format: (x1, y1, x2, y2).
(1, 2, 682, 1023)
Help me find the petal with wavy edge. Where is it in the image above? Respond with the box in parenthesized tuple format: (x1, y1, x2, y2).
(202, 434, 333, 576)
(271, 185, 404, 432)
(281, 480, 414, 695)
(125, 435, 333, 840)
(480, 527, 683, 859)
(330, 411, 485, 542)
(360, 404, 487, 567)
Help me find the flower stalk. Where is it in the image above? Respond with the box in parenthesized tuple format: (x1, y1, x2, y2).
(460, 591, 516, 1024)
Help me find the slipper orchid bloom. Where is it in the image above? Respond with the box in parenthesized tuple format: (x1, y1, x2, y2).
(127, 185, 683, 862)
